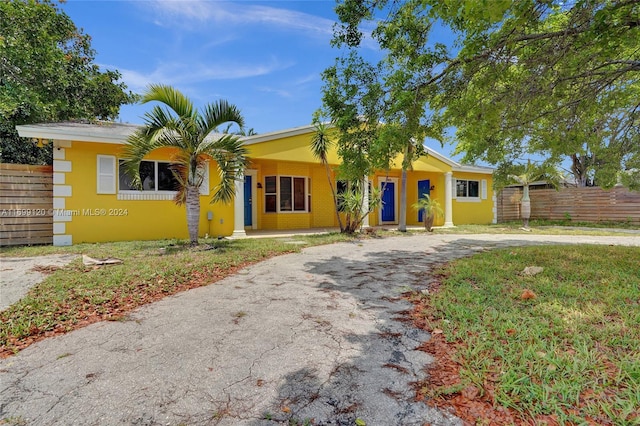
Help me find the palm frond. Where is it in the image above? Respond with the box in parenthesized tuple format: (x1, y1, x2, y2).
(311, 121, 331, 164)
(141, 84, 194, 120)
(197, 134, 245, 158)
(121, 129, 160, 188)
(198, 100, 245, 137)
(127, 84, 248, 207)
(171, 162, 188, 205)
(209, 136, 248, 204)
(142, 105, 178, 136)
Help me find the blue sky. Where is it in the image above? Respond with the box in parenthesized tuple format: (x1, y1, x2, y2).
(61, 0, 460, 158)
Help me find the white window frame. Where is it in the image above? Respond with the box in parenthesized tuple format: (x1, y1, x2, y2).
(118, 159, 181, 195)
(454, 178, 483, 202)
(264, 175, 310, 213)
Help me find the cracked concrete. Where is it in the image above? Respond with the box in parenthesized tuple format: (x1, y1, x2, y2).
(0, 254, 78, 311)
(1, 233, 638, 425)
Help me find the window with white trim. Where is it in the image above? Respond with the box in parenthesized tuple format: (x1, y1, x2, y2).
(118, 160, 180, 192)
(264, 175, 310, 213)
(454, 178, 488, 200)
(456, 179, 480, 198)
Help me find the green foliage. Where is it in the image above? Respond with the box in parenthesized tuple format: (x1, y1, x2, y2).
(441, 0, 640, 189)
(328, 0, 640, 190)
(494, 161, 565, 192)
(411, 194, 443, 220)
(320, 23, 442, 231)
(123, 84, 247, 244)
(412, 194, 443, 231)
(0, 0, 135, 164)
(311, 112, 381, 234)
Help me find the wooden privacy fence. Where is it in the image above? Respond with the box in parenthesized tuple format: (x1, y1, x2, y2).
(497, 186, 640, 225)
(0, 163, 53, 246)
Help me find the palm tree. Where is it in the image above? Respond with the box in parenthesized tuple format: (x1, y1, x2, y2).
(311, 119, 344, 231)
(508, 161, 563, 229)
(412, 194, 443, 232)
(122, 84, 247, 244)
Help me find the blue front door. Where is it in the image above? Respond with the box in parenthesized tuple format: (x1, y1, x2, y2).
(417, 179, 431, 223)
(381, 181, 395, 222)
(244, 175, 252, 227)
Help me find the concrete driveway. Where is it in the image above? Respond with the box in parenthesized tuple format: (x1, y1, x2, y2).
(1, 233, 638, 425)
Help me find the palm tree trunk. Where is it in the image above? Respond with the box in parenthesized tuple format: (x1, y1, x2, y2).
(521, 185, 531, 228)
(324, 166, 344, 231)
(186, 184, 201, 244)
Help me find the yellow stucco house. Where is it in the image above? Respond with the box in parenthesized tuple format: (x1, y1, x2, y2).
(17, 122, 495, 245)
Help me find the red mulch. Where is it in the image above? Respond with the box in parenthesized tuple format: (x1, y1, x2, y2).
(405, 278, 632, 426)
(406, 279, 558, 426)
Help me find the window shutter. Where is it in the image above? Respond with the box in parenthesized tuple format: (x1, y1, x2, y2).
(97, 155, 116, 194)
(481, 179, 487, 200)
(198, 162, 210, 195)
(452, 178, 457, 199)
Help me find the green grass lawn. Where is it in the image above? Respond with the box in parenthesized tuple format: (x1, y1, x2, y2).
(414, 244, 640, 425)
(433, 220, 639, 236)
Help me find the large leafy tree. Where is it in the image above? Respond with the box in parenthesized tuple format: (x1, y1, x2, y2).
(319, 52, 389, 233)
(320, 39, 438, 232)
(123, 84, 247, 245)
(0, 0, 134, 164)
(331, 0, 640, 189)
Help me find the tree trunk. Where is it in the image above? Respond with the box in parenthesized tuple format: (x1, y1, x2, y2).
(325, 166, 344, 232)
(186, 184, 201, 244)
(398, 168, 407, 232)
(520, 185, 531, 228)
(572, 154, 588, 187)
(425, 214, 435, 232)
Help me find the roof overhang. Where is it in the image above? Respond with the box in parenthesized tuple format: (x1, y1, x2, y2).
(16, 122, 141, 145)
(16, 121, 494, 175)
(240, 123, 316, 145)
(423, 146, 493, 175)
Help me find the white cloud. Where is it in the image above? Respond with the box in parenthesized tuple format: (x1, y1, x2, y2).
(256, 86, 293, 99)
(294, 73, 319, 86)
(113, 58, 292, 93)
(144, 1, 334, 38)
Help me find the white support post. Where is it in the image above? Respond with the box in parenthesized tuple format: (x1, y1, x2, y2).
(444, 171, 455, 227)
(232, 172, 247, 238)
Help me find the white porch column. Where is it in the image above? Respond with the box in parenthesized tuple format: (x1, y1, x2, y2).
(232, 171, 246, 238)
(444, 171, 455, 227)
(361, 176, 370, 228)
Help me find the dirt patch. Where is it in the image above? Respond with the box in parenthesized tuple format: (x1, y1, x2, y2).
(0, 254, 78, 311)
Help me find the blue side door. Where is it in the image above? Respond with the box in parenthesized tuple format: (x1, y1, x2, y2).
(381, 181, 395, 222)
(417, 179, 431, 223)
(244, 175, 252, 227)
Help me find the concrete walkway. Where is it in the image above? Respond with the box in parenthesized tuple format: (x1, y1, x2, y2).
(1, 234, 638, 425)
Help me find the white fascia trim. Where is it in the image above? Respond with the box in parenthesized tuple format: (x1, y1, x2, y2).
(241, 124, 317, 145)
(16, 123, 141, 145)
(453, 164, 494, 174)
(423, 146, 458, 168)
(421, 145, 494, 175)
(422, 146, 493, 175)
